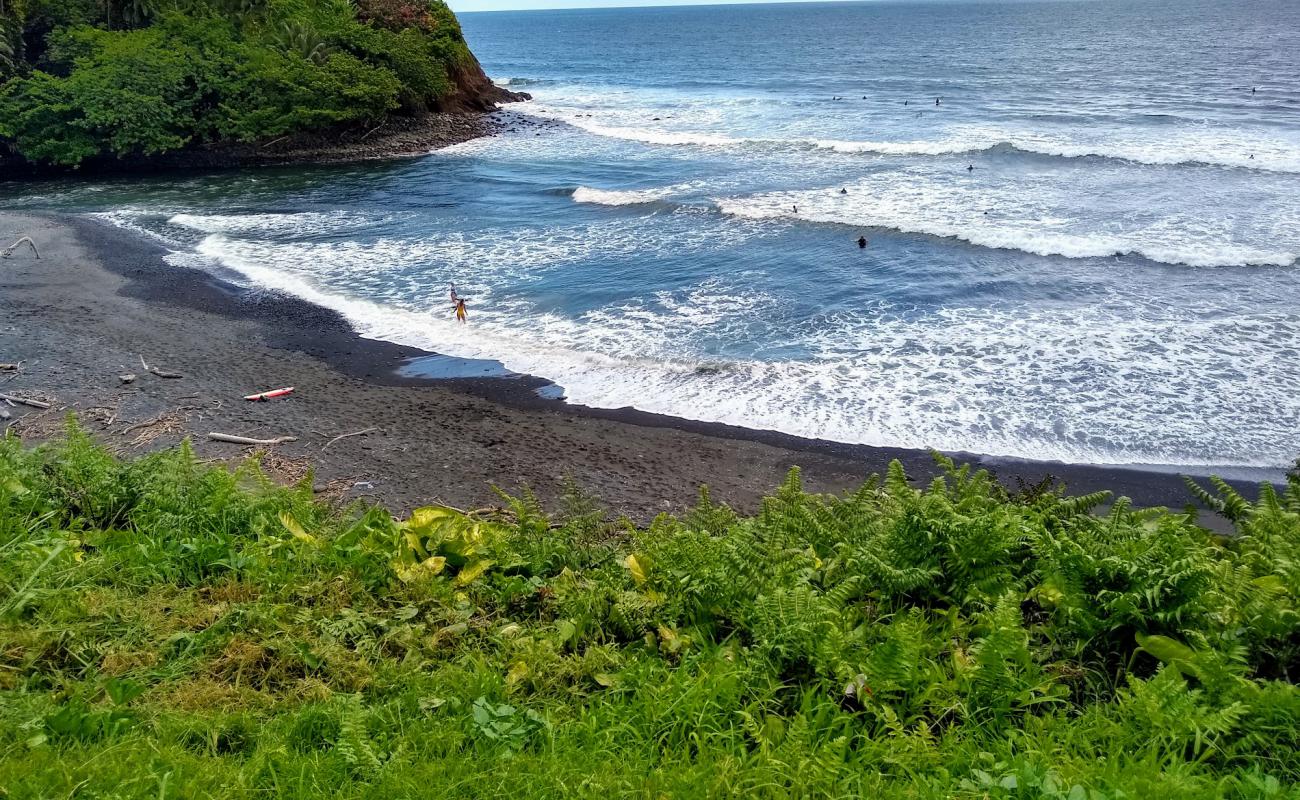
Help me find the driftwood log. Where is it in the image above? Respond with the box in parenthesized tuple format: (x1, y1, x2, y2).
(139, 355, 184, 379)
(1, 236, 40, 259)
(0, 393, 51, 409)
(208, 432, 297, 446)
(322, 426, 379, 451)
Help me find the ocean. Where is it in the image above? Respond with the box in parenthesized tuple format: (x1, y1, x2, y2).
(6, 0, 1299, 474)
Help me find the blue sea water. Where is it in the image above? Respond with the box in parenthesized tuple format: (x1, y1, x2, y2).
(6, 0, 1300, 471)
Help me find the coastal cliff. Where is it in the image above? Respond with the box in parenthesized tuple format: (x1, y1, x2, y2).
(0, 0, 527, 174)
(438, 48, 529, 113)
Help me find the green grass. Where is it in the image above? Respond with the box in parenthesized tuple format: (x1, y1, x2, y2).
(1, 419, 1298, 798)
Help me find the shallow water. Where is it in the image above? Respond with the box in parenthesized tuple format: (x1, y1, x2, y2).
(5, 0, 1300, 471)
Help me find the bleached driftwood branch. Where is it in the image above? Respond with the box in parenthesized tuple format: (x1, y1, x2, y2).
(322, 426, 379, 451)
(1, 237, 40, 259)
(0, 393, 51, 409)
(208, 432, 298, 446)
(139, 355, 183, 379)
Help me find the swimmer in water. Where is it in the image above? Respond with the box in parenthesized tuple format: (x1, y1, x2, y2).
(857, 236, 867, 248)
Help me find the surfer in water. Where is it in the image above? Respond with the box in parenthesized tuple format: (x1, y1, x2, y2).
(857, 236, 868, 248)
(449, 284, 468, 323)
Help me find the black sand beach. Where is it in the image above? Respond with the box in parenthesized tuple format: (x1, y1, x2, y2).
(0, 210, 1269, 523)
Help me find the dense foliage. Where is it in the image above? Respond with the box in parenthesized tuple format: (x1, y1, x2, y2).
(1, 422, 1298, 798)
(0, 0, 475, 166)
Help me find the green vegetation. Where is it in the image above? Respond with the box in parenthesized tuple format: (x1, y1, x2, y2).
(2, 421, 1298, 798)
(0, 0, 477, 166)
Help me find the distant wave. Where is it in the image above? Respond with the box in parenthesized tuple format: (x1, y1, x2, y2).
(569, 185, 696, 209)
(566, 183, 1298, 268)
(571, 186, 669, 206)
(494, 77, 554, 87)
(714, 198, 1299, 269)
(544, 114, 1300, 173)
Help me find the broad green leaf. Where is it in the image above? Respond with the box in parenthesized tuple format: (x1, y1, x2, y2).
(555, 619, 576, 644)
(456, 559, 493, 586)
(105, 678, 145, 706)
(506, 661, 530, 687)
(406, 506, 457, 529)
(396, 555, 447, 583)
(278, 511, 316, 544)
(1135, 633, 1196, 667)
(623, 553, 651, 586)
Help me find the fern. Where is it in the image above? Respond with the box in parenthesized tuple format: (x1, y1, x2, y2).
(336, 698, 384, 777)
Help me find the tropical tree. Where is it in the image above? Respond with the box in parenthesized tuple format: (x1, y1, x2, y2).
(273, 20, 335, 65)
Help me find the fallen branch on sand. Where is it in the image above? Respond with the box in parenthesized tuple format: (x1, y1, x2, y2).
(139, 355, 183, 379)
(0, 393, 51, 409)
(322, 426, 379, 451)
(1, 236, 40, 259)
(208, 432, 298, 446)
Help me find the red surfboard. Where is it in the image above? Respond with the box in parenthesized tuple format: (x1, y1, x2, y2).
(244, 387, 295, 401)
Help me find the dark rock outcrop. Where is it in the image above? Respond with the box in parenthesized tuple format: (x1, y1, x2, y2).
(436, 51, 532, 113)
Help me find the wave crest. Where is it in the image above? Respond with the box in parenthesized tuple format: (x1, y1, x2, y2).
(536, 111, 1300, 173)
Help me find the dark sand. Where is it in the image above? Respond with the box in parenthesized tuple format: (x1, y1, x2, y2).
(0, 210, 1268, 524)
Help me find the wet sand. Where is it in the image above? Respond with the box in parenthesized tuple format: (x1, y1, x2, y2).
(0, 210, 1267, 524)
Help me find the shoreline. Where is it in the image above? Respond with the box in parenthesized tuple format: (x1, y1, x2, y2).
(0, 209, 1275, 525)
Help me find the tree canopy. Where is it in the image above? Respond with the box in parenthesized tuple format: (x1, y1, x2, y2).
(0, 0, 479, 166)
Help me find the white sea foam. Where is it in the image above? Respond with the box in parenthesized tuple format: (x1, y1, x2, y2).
(814, 123, 1300, 172)
(571, 186, 673, 206)
(167, 210, 397, 238)
(522, 103, 1300, 173)
(89, 209, 185, 246)
(714, 174, 1300, 268)
(165, 226, 1300, 470)
(569, 120, 744, 148)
